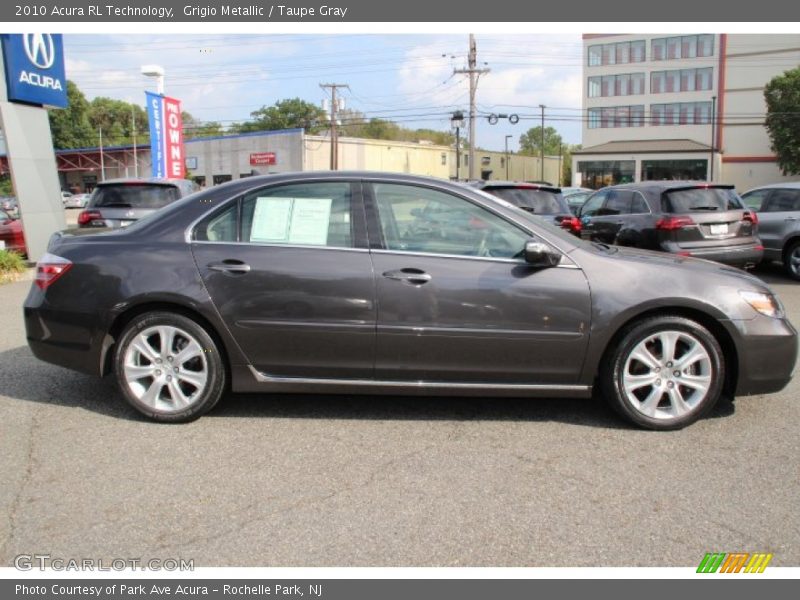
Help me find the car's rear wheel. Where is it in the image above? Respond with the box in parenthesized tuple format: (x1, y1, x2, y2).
(114, 312, 226, 422)
(602, 316, 724, 430)
(782, 240, 800, 281)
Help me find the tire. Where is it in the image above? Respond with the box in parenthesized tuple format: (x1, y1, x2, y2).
(114, 311, 226, 422)
(783, 240, 800, 281)
(601, 316, 725, 430)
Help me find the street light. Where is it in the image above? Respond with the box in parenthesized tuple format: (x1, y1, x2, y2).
(141, 64, 165, 95)
(504, 134, 513, 180)
(451, 111, 465, 180)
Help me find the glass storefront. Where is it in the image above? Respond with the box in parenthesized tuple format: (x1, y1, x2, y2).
(577, 160, 635, 189)
(641, 159, 708, 181)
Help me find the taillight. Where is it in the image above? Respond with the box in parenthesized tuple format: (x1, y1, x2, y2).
(656, 216, 695, 230)
(77, 210, 102, 226)
(558, 216, 582, 234)
(743, 211, 759, 226)
(35, 253, 72, 290)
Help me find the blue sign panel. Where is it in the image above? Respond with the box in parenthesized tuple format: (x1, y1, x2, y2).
(1, 34, 68, 108)
(146, 91, 166, 178)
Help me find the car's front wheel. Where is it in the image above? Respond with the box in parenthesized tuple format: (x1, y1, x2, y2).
(114, 311, 226, 422)
(602, 316, 725, 430)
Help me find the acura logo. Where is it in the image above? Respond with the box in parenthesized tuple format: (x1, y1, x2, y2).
(23, 33, 55, 69)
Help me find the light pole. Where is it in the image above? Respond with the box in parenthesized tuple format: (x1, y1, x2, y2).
(539, 104, 545, 182)
(451, 111, 465, 180)
(141, 64, 165, 95)
(504, 134, 512, 180)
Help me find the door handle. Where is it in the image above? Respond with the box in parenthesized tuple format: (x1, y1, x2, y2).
(382, 268, 432, 285)
(207, 259, 251, 274)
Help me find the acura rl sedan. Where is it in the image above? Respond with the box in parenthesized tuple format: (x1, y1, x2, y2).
(24, 172, 797, 430)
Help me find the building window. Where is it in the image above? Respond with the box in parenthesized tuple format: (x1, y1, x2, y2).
(588, 40, 646, 66)
(577, 160, 636, 189)
(441, 153, 447, 166)
(588, 105, 645, 128)
(649, 102, 712, 125)
(652, 68, 713, 93)
(588, 72, 645, 97)
(641, 159, 708, 181)
(652, 35, 715, 61)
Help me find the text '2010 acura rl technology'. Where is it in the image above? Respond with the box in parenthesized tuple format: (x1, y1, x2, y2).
(24, 172, 797, 430)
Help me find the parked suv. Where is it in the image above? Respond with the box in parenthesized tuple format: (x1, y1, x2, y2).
(78, 178, 198, 229)
(741, 182, 800, 280)
(577, 181, 762, 268)
(470, 181, 581, 236)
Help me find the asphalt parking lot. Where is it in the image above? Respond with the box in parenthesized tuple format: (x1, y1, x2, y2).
(0, 263, 798, 568)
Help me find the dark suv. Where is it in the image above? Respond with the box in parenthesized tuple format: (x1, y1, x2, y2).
(470, 181, 581, 236)
(78, 178, 199, 229)
(577, 182, 762, 268)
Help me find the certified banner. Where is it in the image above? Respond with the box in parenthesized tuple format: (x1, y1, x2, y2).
(145, 91, 185, 179)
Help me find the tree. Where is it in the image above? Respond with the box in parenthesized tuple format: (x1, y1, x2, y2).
(182, 112, 225, 139)
(519, 126, 563, 156)
(561, 144, 581, 186)
(48, 80, 95, 149)
(234, 98, 327, 134)
(764, 67, 800, 175)
(88, 96, 148, 147)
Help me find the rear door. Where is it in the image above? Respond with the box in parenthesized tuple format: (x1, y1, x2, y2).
(366, 181, 592, 384)
(192, 179, 376, 379)
(758, 189, 800, 255)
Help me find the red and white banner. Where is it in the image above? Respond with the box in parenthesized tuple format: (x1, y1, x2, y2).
(146, 91, 185, 179)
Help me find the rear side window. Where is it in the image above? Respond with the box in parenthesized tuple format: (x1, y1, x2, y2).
(194, 181, 354, 248)
(763, 189, 800, 212)
(90, 184, 181, 209)
(662, 187, 743, 213)
(484, 187, 566, 215)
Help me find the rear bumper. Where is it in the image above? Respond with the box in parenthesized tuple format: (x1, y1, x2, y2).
(728, 315, 798, 396)
(662, 242, 763, 267)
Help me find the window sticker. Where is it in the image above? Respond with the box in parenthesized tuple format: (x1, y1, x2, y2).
(250, 196, 333, 245)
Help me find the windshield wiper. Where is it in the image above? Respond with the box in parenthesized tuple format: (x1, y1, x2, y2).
(689, 205, 720, 211)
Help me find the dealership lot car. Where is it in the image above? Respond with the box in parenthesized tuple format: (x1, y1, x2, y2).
(78, 178, 198, 229)
(25, 172, 797, 430)
(470, 181, 582, 236)
(741, 182, 800, 280)
(0, 208, 25, 254)
(578, 181, 763, 268)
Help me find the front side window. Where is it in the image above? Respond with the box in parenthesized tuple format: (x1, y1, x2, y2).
(194, 181, 354, 248)
(372, 183, 528, 259)
(579, 191, 607, 217)
(741, 189, 771, 211)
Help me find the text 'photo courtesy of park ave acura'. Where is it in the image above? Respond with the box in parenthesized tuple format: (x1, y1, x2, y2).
(2, 32, 799, 435)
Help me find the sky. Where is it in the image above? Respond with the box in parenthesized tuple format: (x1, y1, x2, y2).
(62, 33, 584, 152)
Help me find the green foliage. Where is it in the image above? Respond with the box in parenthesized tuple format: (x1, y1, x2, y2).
(0, 249, 26, 277)
(233, 98, 327, 134)
(764, 67, 800, 175)
(519, 126, 564, 156)
(182, 114, 225, 139)
(561, 144, 581, 186)
(48, 80, 95, 149)
(0, 176, 14, 196)
(88, 96, 149, 147)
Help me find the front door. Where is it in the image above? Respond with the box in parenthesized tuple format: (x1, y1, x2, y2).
(366, 181, 592, 384)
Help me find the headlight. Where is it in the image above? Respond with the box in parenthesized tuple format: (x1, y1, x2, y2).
(739, 290, 784, 318)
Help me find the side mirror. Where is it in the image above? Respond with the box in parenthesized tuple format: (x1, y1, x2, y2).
(524, 240, 562, 268)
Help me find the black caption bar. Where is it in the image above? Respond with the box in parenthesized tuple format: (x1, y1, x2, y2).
(3, 579, 795, 600)
(2, 0, 799, 22)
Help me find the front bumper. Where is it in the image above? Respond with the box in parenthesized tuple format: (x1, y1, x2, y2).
(728, 314, 798, 396)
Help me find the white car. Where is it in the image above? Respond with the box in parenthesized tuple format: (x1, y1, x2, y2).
(64, 193, 90, 209)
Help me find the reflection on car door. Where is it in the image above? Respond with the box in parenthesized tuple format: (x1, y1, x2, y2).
(366, 181, 592, 384)
(192, 180, 376, 379)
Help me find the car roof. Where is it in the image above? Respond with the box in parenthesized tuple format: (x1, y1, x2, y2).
(604, 180, 734, 191)
(470, 180, 562, 194)
(743, 181, 800, 193)
(96, 177, 189, 186)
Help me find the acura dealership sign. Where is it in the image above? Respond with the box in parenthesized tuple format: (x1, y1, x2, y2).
(1, 33, 68, 108)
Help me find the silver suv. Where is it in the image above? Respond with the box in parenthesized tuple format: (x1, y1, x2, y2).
(741, 182, 800, 280)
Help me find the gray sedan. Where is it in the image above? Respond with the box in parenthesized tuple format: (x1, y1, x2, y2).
(24, 172, 797, 430)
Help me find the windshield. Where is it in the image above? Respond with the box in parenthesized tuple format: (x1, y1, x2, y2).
(90, 184, 181, 209)
(484, 187, 565, 214)
(663, 187, 744, 213)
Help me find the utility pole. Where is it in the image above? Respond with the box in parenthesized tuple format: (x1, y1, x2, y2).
(320, 83, 349, 170)
(710, 95, 717, 181)
(539, 104, 545, 182)
(454, 34, 490, 180)
(132, 107, 138, 178)
(99, 126, 105, 182)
